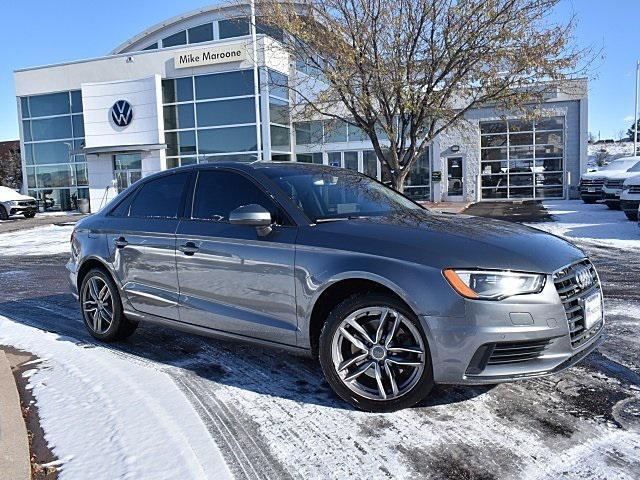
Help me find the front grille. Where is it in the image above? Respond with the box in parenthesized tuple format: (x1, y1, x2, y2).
(580, 178, 605, 193)
(486, 339, 551, 365)
(629, 185, 640, 194)
(604, 179, 624, 189)
(17, 201, 36, 207)
(553, 259, 603, 348)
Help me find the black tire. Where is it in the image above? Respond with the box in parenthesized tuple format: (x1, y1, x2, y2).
(624, 210, 638, 221)
(80, 268, 138, 342)
(0, 206, 8, 220)
(582, 198, 597, 204)
(319, 293, 434, 412)
(23, 211, 36, 218)
(605, 201, 621, 210)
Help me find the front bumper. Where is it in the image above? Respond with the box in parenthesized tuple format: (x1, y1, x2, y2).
(421, 269, 604, 385)
(66, 258, 79, 300)
(602, 187, 622, 203)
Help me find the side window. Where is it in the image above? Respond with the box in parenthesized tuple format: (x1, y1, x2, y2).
(192, 170, 284, 223)
(128, 173, 189, 218)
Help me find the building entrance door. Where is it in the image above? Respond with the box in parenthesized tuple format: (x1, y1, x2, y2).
(113, 153, 142, 193)
(445, 156, 464, 200)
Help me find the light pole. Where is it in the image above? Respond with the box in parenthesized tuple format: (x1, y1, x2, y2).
(250, 0, 263, 162)
(634, 60, 639, 155)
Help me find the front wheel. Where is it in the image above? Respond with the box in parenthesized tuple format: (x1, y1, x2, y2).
(0, 206, 8, 220)
(319, 293, 433, 412)
(23, 211, 36, 218)
(624, 210, 638, 221)
(80, 268, 138, 342)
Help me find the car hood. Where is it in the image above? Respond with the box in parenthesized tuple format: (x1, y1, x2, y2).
(0, 187, 35, 202)
(607, 171, 640, 181)
(302, 210, 585, 274)
(581, 170, 628, 180)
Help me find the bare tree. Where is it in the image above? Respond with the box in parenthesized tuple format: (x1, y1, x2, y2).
(0, 144, 22, 190)
(594, 149, 609, 167)
(252, 0, 589, 191)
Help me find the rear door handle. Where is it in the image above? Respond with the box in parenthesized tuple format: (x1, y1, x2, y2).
(179, 242, 199, 256)
(114, 236, 128, 249)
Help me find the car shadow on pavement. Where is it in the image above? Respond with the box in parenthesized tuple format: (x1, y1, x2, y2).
(0, 293, 494, 411)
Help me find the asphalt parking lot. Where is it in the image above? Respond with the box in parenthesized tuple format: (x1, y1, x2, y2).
(0, 203, 638, 479)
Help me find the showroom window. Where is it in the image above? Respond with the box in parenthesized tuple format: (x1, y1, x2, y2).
(20, 90, 88, 211)
(162, 69, 261, 167)
(480, 117, 564, 200)
(267, 69, 292, 160)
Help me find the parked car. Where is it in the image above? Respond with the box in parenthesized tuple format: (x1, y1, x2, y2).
(620, 175, 640, 221)
(601, 158, 640, 210)
(0, 186, 37, 220)
(68, 163, 605, 411)
(580, 157, 640, 204)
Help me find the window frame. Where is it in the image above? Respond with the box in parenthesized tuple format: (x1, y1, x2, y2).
(110, 171, 191, 219)
(186, 167, 295, 227)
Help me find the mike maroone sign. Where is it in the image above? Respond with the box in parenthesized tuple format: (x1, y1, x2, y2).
(175, 43, 248, 69)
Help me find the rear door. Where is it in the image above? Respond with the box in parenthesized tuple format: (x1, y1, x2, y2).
(175, 168, 298, 346)
(106, 171, 190, 320)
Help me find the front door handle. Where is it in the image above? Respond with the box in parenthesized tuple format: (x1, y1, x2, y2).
(179, 242, 199, 256)
(114, 236, 128, 249)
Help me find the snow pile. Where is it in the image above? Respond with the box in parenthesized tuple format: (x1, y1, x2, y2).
(0, 315, 230, 480)
(526, 200, 639, 250)
(0, 224, 74, 256)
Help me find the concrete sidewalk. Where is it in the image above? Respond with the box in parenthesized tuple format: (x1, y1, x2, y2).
(462, 201, 552, 223)
(0, 350, 31, 480)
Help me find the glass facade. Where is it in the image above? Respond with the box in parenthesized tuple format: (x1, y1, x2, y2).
(21, 91, 88, 211)
(480, 117, 564, 199)
(152, 18, 283, 50)
(163, 68, 291, 168)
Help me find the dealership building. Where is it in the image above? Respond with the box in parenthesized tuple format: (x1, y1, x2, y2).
(14, 4, 589, 212)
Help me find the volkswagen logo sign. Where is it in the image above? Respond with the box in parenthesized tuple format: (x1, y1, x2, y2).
(111, 100, 133, 127)
(574, 266, 593, 290)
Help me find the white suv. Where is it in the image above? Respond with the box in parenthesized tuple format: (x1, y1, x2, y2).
(620, 175, 640, 220)
(581, 157, 640, 204)
(602, 159, 640, 210)
(0, 186, 37, 220)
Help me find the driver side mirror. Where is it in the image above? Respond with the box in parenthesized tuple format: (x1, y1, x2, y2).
(229, 204, 273, 236)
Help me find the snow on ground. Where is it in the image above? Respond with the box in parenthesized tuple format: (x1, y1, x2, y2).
(0, 315, 231, 480)
(526, 200, 640, 250)
(0, 224, 73, 256)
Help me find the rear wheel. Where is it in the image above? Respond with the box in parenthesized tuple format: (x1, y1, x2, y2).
(319, 293, 433, 412)
(80, 268, 138, 342)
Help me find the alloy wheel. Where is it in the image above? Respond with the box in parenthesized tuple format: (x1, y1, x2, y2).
(82, 276, 114, 335)
(331, 306, 425, 401)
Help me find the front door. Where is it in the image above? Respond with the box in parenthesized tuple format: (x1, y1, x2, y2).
(175, 169, 298, 346)
(114, 153, 143, 193)
(445, 156, 464, 199)
(107, 172, 190, 321)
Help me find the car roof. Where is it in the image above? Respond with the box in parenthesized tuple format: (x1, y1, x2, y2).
(167, 161, 344, 175)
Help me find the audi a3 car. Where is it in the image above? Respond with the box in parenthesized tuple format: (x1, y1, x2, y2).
(67, 163, 605, 411)
(580, 157, 640, 204)
(0, 186, 37, 220)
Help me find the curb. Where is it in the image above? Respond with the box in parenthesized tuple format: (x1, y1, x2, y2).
(0, 350, 31, 480)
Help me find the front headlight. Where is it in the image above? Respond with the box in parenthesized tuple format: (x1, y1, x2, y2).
(6, 200, 19, 206)
(443, 269, 546, 300)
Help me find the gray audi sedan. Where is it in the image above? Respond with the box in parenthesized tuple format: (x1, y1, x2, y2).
(67, 162, 604, 411)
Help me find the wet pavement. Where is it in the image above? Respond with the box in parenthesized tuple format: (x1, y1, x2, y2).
(0, 216, 638, 479)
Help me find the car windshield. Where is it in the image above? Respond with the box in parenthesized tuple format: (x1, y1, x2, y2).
(600, 159, 639, 171)
(261, 167, 423, 222)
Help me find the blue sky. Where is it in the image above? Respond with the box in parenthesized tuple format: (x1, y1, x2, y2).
(0, 0, 637, 141)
